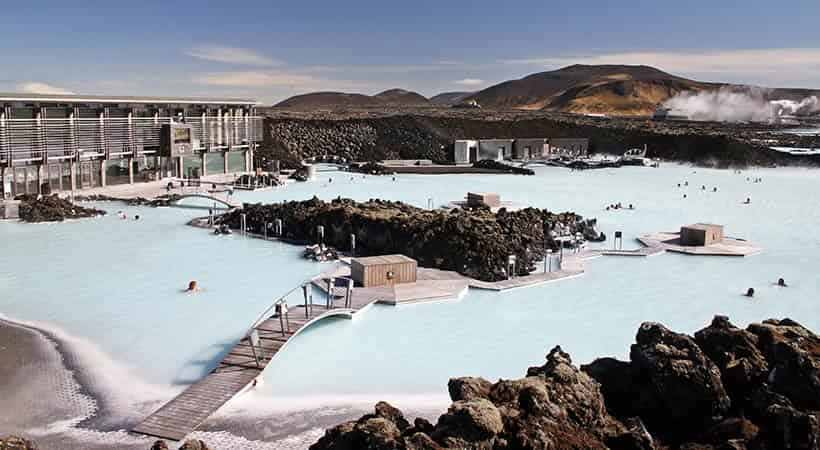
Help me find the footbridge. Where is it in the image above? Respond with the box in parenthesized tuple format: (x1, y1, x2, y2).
(170, 193, 240, 209)
(132, 269, 374, 442)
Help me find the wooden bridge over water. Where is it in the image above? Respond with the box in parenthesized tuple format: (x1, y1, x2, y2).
(170, 193, 240, 210)
(132, 272, 370, 441)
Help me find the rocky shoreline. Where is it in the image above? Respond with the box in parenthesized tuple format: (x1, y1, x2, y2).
(310, 316, 819, 450)
(219, 197, 602, 282)
(16, 195, 106, 222)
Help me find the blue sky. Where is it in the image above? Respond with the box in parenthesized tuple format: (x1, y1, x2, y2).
(2, 1, 820, 103)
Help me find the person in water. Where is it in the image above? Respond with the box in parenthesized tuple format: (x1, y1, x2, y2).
(744, 287, 755, 298)
(777, 278, 788, 287)
(744, 197, 751, 204)
(186, 280, 199, 292)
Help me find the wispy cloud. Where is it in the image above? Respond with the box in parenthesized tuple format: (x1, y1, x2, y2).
(186, 46, 281, 66)
(194, 71, 317, 87)
(19, 82, 75, 95)
(454, 78, 485, 86)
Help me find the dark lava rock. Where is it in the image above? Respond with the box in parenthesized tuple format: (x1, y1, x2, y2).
(472, 159, 535, 175)
(178, 440, 211, 450)
(373, 401, 411, 432)
(220, 197, 601, 282)
(605, 417, 655, 450)
(581, 356, 635, 419)
(312, 317, 818, 450)
(694, 316, 769, 413)
(448, 377, 493, 402)
(0, 435, 38, 450)
(629, 322, 731, 440)
(433, 398, 504, 443)
(746, 318, 820, 411)
(17, 194, 106, 222)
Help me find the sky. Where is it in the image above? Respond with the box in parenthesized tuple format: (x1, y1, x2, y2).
(2, 1, 820, 104)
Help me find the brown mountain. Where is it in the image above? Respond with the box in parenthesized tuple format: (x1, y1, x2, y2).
(275, 92, 384, 108)
(466, 64, 714, 116)
(275, 89, 428, 108)
(429, 91, 474, 105)
(373, 89, 430, 105)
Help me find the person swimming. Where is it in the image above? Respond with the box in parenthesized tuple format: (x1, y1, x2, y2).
(744, 287, 755, 298)
(185, 280, 199, 292)
(777, 278, 787, 287)
(744, 197, 751, 204)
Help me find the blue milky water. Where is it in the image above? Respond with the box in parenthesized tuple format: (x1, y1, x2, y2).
(1, 164, 818, 410)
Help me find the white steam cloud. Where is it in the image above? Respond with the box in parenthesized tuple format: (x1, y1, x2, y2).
(662, 87, 820, 123)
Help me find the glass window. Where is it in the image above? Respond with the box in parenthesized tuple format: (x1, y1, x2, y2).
(206, 153, 225, 175)
(228, 151, 246, 173)
(106, 157, 131, 185)
(181, 155, 203, 179)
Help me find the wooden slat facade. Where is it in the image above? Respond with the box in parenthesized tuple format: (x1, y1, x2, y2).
(351, 254, 417, 287)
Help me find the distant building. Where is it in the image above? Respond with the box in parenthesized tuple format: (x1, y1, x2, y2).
(454, 139, 478, 164)
(351, 254, 418, 288)
(466, 192, 501, 208)
(454, 137, 588, 164)
(478, 139, 514, 160)
(549, 138, 589, 157)
(0, 93, 263, 197)
(680, 223, 725, 246)
(513, 138, 549, 159)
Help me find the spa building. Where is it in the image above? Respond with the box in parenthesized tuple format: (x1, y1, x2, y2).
(0, 93, 263, 197)
(454, 138, 589, 164)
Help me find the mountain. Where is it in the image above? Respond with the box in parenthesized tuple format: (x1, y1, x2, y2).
(466, 64, 713, 116)
(373, 89, 430, 105)
(275, 89, 428, 108)
(429, 91, 474, 105)
(274, 92, 384, 108)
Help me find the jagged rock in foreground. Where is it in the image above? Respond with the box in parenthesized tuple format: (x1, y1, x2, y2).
(16, 194, 106, 222)
(0, 435, 38, 449)
(312, 317, 819, 450)
(220, 197, 602, 282)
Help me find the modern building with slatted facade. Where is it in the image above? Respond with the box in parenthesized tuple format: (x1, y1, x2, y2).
(0, 93, 263, 197)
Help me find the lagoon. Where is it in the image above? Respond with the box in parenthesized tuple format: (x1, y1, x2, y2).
(1, 164, 819, 439)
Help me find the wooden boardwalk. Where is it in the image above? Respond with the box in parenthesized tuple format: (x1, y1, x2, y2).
(132, 282, 361, 441)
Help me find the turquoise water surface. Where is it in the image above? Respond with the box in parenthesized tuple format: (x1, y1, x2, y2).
(1, 164, 818, 415)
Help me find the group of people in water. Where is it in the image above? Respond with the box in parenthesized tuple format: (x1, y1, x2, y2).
(116, 211, 140, 221)
(744, 278, 788, 298)
(676, 180, 755, 204)
(605, 202, 634, 211)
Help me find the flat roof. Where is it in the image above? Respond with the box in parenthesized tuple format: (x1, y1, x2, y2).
(684, 223, 724, 230)
(352, 254, 416, 266)
(0, 92, 258, 105)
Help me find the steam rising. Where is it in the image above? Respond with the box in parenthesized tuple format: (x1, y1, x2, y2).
(662, 87, 820, 123)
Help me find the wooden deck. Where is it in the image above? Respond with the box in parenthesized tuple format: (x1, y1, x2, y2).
(132, 287, 360, 441)
(638, 232, 762, 257)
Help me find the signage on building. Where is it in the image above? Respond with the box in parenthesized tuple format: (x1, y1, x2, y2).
(160, 123, 194, 157)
